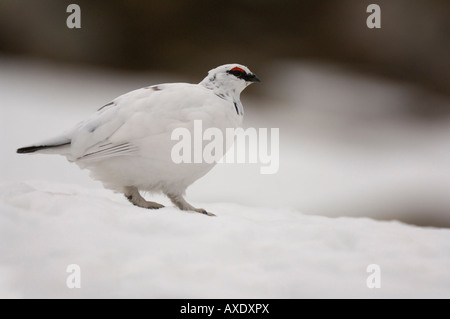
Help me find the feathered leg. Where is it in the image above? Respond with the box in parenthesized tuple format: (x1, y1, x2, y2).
(124, 186, 164, 209)
(166, 193, 215, 216)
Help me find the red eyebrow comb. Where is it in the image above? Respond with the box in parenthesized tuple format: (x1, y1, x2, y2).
(230, 67, 245, 73)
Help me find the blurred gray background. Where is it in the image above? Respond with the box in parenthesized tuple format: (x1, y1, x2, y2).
(1, 0, 449, 227)
(1, 0, 449, 97)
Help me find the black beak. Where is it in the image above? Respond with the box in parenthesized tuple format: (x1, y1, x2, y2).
(246, 74, 261, 83)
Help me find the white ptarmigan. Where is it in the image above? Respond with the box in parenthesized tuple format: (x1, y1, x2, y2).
(17, 64, 260, 216)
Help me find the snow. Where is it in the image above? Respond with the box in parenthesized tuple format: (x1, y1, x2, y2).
(1, 180, 450, 298)
(1, 57, 450, 298)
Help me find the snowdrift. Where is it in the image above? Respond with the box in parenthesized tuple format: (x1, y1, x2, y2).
(1, 181, 449, 298)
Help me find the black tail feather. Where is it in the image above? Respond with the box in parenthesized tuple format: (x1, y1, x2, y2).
(17, 143, 70, 154)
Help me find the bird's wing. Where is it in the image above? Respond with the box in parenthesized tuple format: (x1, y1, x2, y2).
(69, 86, 162, 161)
(75, 141, 139, 162)
(69, 83, 211, 162)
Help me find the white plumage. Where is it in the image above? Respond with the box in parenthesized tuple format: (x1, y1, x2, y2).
(17, 64, 260, 215)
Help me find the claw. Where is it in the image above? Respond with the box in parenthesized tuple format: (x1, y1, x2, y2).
(200, 210, 216, 217)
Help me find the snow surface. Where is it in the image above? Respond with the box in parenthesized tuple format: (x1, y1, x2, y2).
(1, 180, 450, 298)
(1, 57, 450, 298)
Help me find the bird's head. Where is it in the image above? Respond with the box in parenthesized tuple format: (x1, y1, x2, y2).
(200, 64, 260, 96)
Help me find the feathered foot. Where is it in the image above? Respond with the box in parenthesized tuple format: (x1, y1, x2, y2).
(166, 193, 215, 216)
(124, 186, 164, 209)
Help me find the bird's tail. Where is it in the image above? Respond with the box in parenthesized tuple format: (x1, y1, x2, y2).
(17, 136, 71, 155)
(17, 143, 70, 154)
